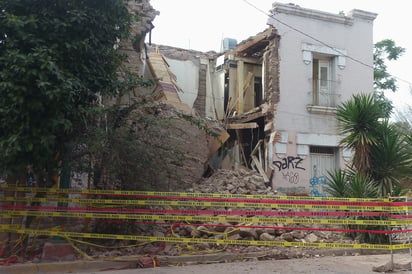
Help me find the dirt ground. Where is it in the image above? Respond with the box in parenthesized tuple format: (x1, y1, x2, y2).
(70, 253, 412, 274)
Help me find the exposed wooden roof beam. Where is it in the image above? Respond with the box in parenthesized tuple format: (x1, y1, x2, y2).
(234, 27, 277, 56)
(226, 122, 259, 129)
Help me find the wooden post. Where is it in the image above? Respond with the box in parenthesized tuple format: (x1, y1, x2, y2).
(236, 60, 244, 114)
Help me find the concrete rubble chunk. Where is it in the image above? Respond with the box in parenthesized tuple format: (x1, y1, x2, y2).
(238, 227, 258, 239)
(305, 233, 319, 243)
(291, 230, 305, 239)
(259, 233, 275, 241)
(281, 232, 295, 242)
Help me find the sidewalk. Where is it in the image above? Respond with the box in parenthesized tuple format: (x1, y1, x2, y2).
(2, 253, 412, 274)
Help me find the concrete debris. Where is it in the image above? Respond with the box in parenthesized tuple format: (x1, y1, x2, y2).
(304, 233, 319, 243)
(372, 261, 412, 272)
(259, 233, 275, 241)
(193, 168, 273, 195)
(98, 167, 354, 259)
(15, 168, 362, 263)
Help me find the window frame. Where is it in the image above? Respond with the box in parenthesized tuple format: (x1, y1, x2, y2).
(302, 43, 346, 115)
(312, 55, 335, 107)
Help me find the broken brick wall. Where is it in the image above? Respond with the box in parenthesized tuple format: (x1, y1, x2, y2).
(262, 31, 281, 177)
(154, 45, 220, 119)
(109, 0, 160, 106)
(193, 63, 208, 117)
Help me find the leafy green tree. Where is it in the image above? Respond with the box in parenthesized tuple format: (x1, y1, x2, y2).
(374, 39, 405, 92)
(89, 101, 186, 191)
(0, 0, 130, 180)
(373, 39, 405, 117)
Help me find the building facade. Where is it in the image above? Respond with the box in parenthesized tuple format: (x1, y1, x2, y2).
(149, 3, 377, 196)
(267, 3, 377, 196)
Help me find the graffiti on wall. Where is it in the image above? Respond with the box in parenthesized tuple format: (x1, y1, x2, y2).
(274, 156, 305, 185)
(273, 156, 305, 171)
(281, 171, 299, 184)
(309, 176, 327, 197)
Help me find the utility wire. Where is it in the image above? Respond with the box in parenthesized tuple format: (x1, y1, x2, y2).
(242, 0, 412, 88)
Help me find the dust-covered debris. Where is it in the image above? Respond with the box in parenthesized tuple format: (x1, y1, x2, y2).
(75, 168, 360, 261)
(193, 168, 273, 195)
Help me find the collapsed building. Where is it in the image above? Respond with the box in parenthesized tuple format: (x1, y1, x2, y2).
(0, 0, 382, 264)
(100, 1, 377, 196)
(149, 27, 280, 188)
(143, 2, 377, 196)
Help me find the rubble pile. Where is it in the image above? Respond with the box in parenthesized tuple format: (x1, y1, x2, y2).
(193, 168, 273, 195)
(86, 221, 356, 260)
(104, 168, 356, 258)
(81, 168, 359, 260)
(166, 220, 350, 245)
(190, 169, 353, 245)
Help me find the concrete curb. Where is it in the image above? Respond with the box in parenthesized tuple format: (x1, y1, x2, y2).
(0, 249, 404, 274)
(0, 260, 128, 274)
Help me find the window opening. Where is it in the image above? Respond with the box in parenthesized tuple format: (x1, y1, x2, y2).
(312, 58, 335, 107)
(254, 76, 262, 107)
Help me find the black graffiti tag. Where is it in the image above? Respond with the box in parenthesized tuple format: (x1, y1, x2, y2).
(273, 156, 305, 172)
(282, 171, 299, 184)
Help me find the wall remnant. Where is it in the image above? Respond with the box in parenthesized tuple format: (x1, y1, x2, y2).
(99, 0, 228, 191)
(147, 27, 282, 188)
(220, 27, 280, 184)
(145, 46, 229, 191)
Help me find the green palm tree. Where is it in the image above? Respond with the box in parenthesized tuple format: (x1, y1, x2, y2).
(325, 170, 382, 243)
(370, 121, 412, 196)
(346, 173, 378, 198)
(324, 169, 348, 197)
(325, 169, 377, 198)
(336, 94, 386, 175)
(336, 93, 412, 197)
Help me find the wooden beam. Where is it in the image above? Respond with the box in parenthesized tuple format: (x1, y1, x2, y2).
(226, 71, 253, 120)
(234, 56, 262, 65)
(252, 155, 270, 183)
(236, 60, 244, 113)
(251, 139, 263, 155)
(229, 103, 271, 123)
(231, 111, 264, 123)
(234, 28, 277, 55)
(242, 72, 254, 97)
(234, 31, 269, 53)
(251, 139, 269, 183)
(226, 122, 258, 129)
(235, 130, 248, 166)
(264, 121, 273, 132)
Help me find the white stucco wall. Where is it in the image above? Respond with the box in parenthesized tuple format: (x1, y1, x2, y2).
(268, 4, 376, 134)
(267, 3, 377, 195)
(211, 70, 225, 120)
(164, 56, 224, 120)
(164, 57, 199, 108)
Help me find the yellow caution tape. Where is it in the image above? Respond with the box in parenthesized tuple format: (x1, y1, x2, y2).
(0, 196, 406, 211)
(0, 184, 390, 202)
(0, 224, 405, 250)
(1, 210, 410, 226)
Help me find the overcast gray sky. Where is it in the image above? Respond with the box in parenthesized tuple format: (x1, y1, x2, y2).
(148, 0, 412, 111)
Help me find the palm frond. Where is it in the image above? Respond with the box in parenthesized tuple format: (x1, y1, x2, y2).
(324, 169, 348, 197)
(337, 93, 389, 174)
